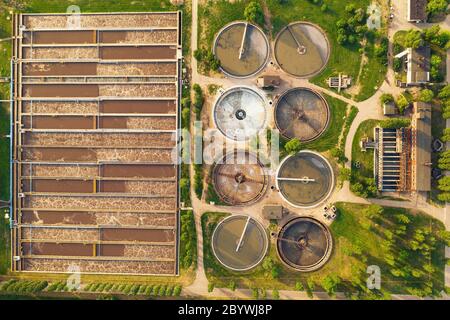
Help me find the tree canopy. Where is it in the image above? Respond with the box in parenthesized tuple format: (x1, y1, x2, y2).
(419, 89, 434, 103)
(380, 118, 411, 129)
(284, 138, 302, 154)
(244, 1, 264, 27)
(427, 0, 449, 15)
(403, 30, 424, 48)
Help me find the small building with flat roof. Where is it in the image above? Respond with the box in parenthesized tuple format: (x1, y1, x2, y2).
(327, 74, 352, 92)
(407, 0, 427, 22)
(261, 205, 283, 220)
(257, 75, 281, 89)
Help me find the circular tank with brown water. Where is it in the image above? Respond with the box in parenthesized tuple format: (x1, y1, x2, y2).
(213, 21, 270, 78)
(212, 215, 268, 271)
(276, 217, 332, 272)
(274, 22, 330, 78)
(276, 151, 334, 208)
(275, 87, 330, 142)
(213, 151, 268, 205)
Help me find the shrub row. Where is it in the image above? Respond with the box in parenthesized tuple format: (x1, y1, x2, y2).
(0, 279, 48, 293)
(47, 281, 70, 292)
(83, 282, 182, 297)
(180, 210, 197, 269)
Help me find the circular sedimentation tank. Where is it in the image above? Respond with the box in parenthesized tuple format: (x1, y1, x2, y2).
(213, 21, 270, 78)
(212, 215, 268, 271)
(213, 86, 267, 141)
(276, 151, 334, 208)
(276, 217, 332, 272)
(275, 88, 330, 142)
(213, 151, 268, 205)
(274, 22, 330, 78)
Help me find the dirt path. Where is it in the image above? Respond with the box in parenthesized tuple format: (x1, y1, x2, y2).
(261, 0, 273, 40)
(347, 46, 367, 98)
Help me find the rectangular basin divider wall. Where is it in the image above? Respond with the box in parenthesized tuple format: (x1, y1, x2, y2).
(11, 12, 182, 275)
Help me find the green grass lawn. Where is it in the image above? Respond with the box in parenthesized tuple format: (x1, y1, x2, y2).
(197, 0, 250, 74)
(0, 4, 12, 147)
(0, 102, 9, 201)
(302, 94, 349, 152)
(22, 0, 176, 12)
(204, 182, 228, 206)
(201, 212, 232, 280)
(354, 40, 388, 101)
(350, 119, 379, 196)
(198, 0, 249, 50)
(0, 208, 10, 275)
(179, 210, 197, 271)
(202, 204, 447, 297)
(332, 203, 447, 296)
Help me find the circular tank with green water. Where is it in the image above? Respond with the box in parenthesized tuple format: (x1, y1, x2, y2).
(212, 215, 268, 271)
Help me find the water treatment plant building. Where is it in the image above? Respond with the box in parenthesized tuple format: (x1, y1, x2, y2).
(10, 12, 182, 275)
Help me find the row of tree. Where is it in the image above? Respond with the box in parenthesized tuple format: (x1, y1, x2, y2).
(180, 210, 197, 269)
(346, 205, 447, 298)
(396, 26, 449, 50)
(0, 280, 48, 293)
(436, 85, 450, 201)
(191, 84, 204, 200)
(84, 282, 182, 297)
(193, 48, 221, 74)
(426, 0, 449, 17)
(380, 89, 434, 114)
(0, 278, 184, 298)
